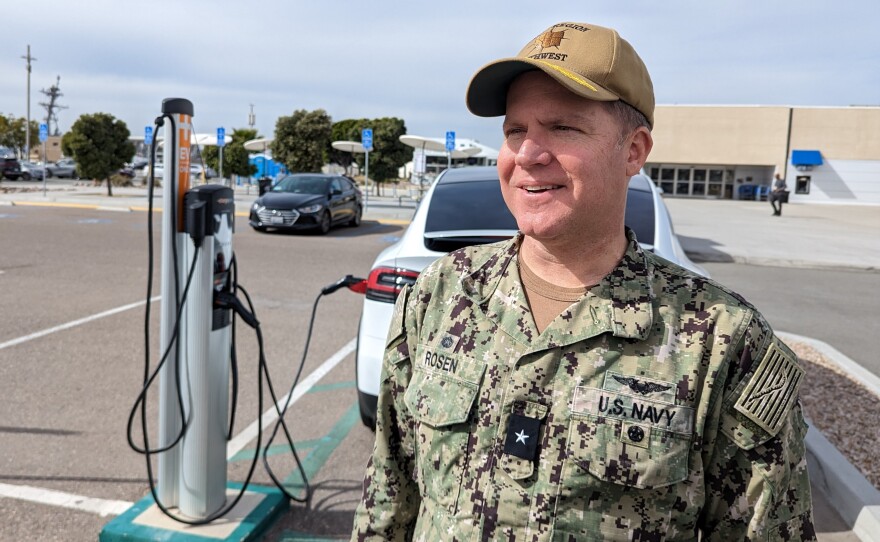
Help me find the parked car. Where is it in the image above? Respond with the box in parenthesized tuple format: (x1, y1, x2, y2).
(249, 173, 363, 234)
(352, 166, 708, 428)
(1, 157, 22, 180)
(46, 158, 78, 179)
(190, 163, 217, 179)
(19, 161, 46, 180)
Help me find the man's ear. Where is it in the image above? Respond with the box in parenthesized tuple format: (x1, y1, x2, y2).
(625, 127, 653, 177)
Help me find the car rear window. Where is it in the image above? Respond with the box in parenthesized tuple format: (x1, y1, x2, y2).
(425, 180, 518, 233)
(624, 188, 655, 245)
(423, 176, 656, 248)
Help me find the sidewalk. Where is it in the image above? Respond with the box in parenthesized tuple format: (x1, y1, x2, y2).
(2, 182, 878, 540)
(664, 198, 880, 271)
(0, 181, 419, 223)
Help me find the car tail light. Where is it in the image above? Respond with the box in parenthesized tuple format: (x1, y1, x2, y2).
(365, 267, 419, 303)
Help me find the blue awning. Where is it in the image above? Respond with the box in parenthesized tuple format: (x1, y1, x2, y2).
(791, 150, 823, 166)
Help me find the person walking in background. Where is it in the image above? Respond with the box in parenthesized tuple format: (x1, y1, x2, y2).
(770, 172, 788, 215)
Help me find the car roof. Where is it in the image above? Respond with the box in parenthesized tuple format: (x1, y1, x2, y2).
(436, 166, 499, 184)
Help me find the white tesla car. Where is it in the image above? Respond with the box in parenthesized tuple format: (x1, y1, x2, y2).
(354, 166, 707, 428)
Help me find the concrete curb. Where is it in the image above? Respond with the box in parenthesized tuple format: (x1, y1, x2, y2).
(779, 332, 880, 399)
(780, 332, 880, 541)
(1, 197, 414, 226)
(685, 250, 879, 273)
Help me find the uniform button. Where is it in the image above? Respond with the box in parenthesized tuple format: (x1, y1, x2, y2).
(627, 425, 645, 442)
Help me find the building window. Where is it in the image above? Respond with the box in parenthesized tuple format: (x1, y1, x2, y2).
(796, 176, 811, 194)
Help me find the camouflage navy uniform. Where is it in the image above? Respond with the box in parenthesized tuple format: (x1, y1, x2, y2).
(352, 231, 815, 541)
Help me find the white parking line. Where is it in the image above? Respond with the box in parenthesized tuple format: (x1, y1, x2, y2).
(0, 483, 132, 517)
(227, 337, 357, 458)
(0, 297, 160, 351)
(0, 338, 358, 516)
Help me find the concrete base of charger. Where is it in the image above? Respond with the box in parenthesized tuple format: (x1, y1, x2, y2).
(100, 483, 287, 542)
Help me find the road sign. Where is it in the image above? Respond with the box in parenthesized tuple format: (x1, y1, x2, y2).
(362, 128, 373, 152)
(217, 127, 225, 147)
(39, 123, 48, 143)
(145, 126, 153, 145)
(446, 131, 455, 152)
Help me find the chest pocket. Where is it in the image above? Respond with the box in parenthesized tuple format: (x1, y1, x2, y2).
(404, 347, 486, 512)
(566, 386, 693, 490)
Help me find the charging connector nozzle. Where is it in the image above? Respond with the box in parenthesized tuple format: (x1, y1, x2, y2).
(321, 275, 367, 295)
(215, 291, 258, 328)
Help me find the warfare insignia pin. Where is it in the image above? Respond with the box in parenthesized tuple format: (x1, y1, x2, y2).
(613, 375, 673, 396)
(504, 413, 541, 461)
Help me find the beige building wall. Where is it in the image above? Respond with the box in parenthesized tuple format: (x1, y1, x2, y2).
(790, 107, 880, 160)
(649, 106, 790, 173)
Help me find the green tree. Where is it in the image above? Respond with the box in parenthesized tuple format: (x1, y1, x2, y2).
(273, 109, 332, 173)
(201, 128, 259, 179)
(0, 115, 39, 158)
(357, 117, 408, 194)
(62, 113, 134, 197)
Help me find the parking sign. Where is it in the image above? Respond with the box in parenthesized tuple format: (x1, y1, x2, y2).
(144, 126, 153, 145)
(39, 123, 48, 143)
(362, 128, 373, 151)
(217, 127, 225, 147)
(446, 131, 455, 152)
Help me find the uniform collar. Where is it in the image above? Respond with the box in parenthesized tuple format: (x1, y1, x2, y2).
(460, 230, 654, 349)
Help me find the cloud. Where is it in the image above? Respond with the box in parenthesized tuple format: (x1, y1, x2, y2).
(2, 0, 877, 152)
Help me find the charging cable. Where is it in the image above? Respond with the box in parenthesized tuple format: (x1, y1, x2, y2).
(128, 124, 366, 522)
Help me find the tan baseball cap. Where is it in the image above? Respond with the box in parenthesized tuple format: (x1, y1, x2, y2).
(466, 22, 655, 127)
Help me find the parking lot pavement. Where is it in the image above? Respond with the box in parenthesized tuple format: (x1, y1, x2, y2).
(1, 184, 877, 540)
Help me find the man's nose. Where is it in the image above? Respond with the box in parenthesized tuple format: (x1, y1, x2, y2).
(514, 135, 552, 167)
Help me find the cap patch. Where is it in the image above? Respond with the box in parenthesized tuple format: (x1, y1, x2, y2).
(734, 340, 804, 434)
(534, 29, 566, 50)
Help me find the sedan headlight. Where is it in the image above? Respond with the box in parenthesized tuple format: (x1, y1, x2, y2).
(252, 202, 263, 211)
(297, 204, 323, 214)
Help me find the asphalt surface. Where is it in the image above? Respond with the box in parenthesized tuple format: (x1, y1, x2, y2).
(0, 179, 877, 541)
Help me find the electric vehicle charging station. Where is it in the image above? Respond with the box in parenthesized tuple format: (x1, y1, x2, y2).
(104, 97, 367, 541)
(155, 98, 234, 519)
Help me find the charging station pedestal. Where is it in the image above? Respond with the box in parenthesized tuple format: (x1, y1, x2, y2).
(156, 98, 233, 519)
(180, 185, 234, 517)
(156, 98, 193, 509)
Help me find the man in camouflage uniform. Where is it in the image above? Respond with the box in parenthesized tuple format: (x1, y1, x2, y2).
(352, 21, 815, 541)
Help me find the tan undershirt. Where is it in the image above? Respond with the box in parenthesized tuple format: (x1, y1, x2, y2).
(518, 253, 589, 334)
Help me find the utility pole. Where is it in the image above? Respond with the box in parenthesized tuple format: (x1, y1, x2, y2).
(21, 45, 36, 160)
(39, 76, 67, 137)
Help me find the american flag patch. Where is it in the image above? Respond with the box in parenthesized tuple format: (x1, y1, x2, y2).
(734, 339, 804, 435)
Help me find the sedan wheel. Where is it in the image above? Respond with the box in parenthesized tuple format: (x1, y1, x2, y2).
(318, 211, 331, 235)
(348, 206, 362, 227)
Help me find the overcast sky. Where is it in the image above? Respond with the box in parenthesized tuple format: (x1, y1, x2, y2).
(2, 1, 878, 152)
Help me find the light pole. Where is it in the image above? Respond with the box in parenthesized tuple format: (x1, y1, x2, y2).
(21, 45, 36, 161)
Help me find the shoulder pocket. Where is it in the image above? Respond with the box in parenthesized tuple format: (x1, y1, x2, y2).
(723, 338, 804, 449)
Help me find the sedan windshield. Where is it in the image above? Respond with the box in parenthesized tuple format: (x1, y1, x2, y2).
(272, 176, 329, 195)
